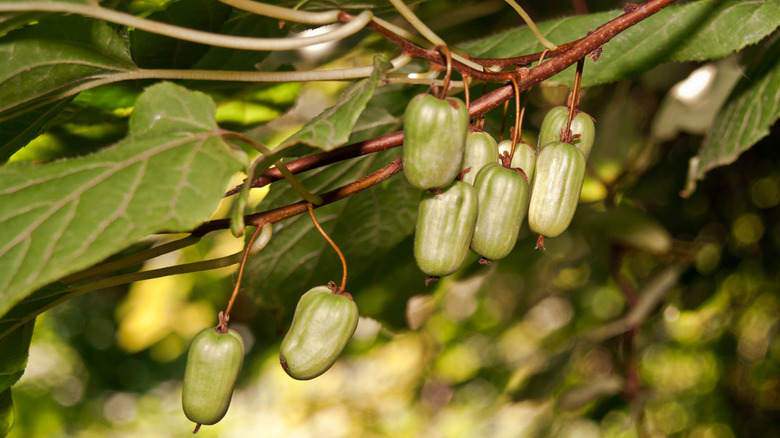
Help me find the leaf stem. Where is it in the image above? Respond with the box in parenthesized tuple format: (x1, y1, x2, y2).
(0, 55, 412, 124)
(503, 0, 557, 50)
(370, 16, 485, 72)
(387, 0, 446, 47)
(59, 235, 201, 285)
(0, 250, 250, 341)
(0, 3, 373, 51)
(217, 0, 340, 24)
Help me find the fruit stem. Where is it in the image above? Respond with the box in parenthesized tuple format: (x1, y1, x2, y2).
(507, 74, 530, 166)
(193, 423, 201, 434)
(223, 223, 266, 323)
(434, 45, 453, 99)
(307, 203, 348, 294)
(565, 58, 585, 141)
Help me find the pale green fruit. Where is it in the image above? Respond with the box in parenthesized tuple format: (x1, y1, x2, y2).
(528, 142, 586, 238)
(414, 181, 478, 276)
(471, 163, 529, 260)
(280, 286, 359, 380)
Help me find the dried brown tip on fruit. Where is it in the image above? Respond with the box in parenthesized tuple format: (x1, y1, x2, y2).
(479, 257, 492, 265)
(535, 235, 546, 250)
(425, 276, 440, 286)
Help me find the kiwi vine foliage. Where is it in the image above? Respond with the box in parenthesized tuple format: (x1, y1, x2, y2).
(0, 0, 779, 436)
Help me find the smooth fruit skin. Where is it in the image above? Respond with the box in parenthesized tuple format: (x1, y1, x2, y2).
(537, 106, 596, 158)
(280, 286, 359, 380)
(403, 94, 470, 189)
(414, 181, 478, 276)
(497, 140, 536, 180)
(528, 142, 586, 238)
(461, 131, 499, 185)
(471, 163, 529, 260)
(182, 328, 244, 427)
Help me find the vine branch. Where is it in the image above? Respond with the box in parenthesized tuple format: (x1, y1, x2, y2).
(234, 0, 675, 195)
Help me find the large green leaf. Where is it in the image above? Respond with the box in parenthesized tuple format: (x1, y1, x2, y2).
(0, 82, 245, 318)
(460, 0, 780, 88)
(280, 55, 393, 153)
(683, 34, 780, 197)
(242, 148, 419, 322)
(0, 14, 135, 161)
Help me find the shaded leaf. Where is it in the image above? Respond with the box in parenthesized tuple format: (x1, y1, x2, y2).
(0, 388, 12, 438)
(280, 55, 393, 153)
(131, 0, 232, 69)
(683, 34, 780, 196)
(0, 12, 43, 35)
(461, 0, 780, 88)
(0, 284, 69, 341)
(242, 149, 418, 323)
(0, 99, 73, 163)
(191, 12, 286, 72)
(0, 82, 245, 318)
(0, 321, 34, 390)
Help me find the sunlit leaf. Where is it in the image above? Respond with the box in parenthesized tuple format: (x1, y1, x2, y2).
(0, 82, 245, 318)
(683, 35, 780, 197)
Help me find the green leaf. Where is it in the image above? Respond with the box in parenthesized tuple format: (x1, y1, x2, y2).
(683, 34, 780, 197)
(280, 55, 393, 153)
(242, 149, 419, 322)
(0, 82, 245, 318)
(0, 321, 34, 391)
(460, 0, 780, 88)
(0, 388, 12, 438)
(0, 14, 135, 161)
